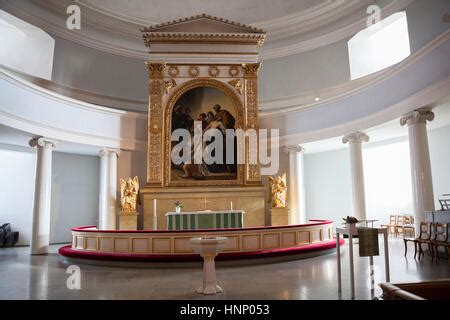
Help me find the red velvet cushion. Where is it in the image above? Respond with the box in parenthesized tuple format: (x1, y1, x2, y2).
(59, 238, 344, 263)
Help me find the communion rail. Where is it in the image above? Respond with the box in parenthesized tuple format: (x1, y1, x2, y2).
(59, 220, 342, 265)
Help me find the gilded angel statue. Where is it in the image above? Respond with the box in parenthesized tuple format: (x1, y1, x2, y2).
(268, 174, 287, 208)
(120, 176, 141, 213)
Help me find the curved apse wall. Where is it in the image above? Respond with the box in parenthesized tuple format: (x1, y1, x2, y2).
(1, 29, 449, 148)
(33, 0, 448, 108)
(260, 30, 450, 143)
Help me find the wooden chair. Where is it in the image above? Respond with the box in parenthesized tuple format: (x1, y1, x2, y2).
(395, 215, 406, 238)
(382, 215, 397, 236)
(402, 216, 415, 238)
(416, 222, 434, 259)
(404, 221, 431, 259)
(447, 244, 450, 266)
(431, 223, 448, 263)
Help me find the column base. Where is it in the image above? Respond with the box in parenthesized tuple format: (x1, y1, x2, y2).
(270, 207, 289, 226)
(30, 245, 49, 255)
(197, 284, 223, 295)
(118, 211, 139, 230)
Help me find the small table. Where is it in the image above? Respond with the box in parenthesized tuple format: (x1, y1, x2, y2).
(190, 236, 228, 295)
(340, 220, 378, 228)
(336, 227, 390, 299)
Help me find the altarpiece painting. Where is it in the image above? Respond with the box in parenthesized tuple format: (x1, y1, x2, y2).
(170, 86, 238, 182)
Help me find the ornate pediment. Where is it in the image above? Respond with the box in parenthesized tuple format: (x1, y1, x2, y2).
(141, 14, 266, 47)
(141, 14, 264, 33)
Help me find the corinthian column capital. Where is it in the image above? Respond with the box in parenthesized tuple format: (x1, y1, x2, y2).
(145, 62, 166, 78)
(241, 63, 261, 77)
(400, 110, 435, 126)
(29, 137, 57, 149)
(342, 132, 369, 144)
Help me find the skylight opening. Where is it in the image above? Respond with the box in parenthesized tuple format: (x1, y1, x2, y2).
(348, 12, 411, 80)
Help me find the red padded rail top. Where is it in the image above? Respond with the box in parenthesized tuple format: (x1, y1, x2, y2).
(59, 238, 344, 263)
(71, 219, 333, 234)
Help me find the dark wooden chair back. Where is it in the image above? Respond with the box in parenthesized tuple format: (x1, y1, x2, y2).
(433, 223, 448, 242)
(419, 222, 432, 240)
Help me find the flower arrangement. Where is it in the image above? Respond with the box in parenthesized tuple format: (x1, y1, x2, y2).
(174, 201, 183, 208)
(343, 216, 359, 224)
(174, 201, 183, 213)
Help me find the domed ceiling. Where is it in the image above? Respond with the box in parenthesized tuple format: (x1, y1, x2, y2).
(80, 0, 321, 24)
(1, 0, 413, 59)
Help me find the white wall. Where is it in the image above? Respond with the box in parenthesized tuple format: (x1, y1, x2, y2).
(50, 152, 99, 244)
(0, 145, 101, 246)
(12, 0, 446, 105)
(0, 144, 35, 246)
(51, 31, 352, 103)
(0, 10, 54, 80)
(429, 124, 450, 209)
(303, 124, 450, 227)
(304, 148, 352, 224)
(51, 35, 148, 103)
(0, 68, 148, 151)
(2, 0, 445, 106)
(363, 139, 414, 221)
(259, 39, 351, 101)
(406, 0, 450, 53)
(52, 33, 352, 103)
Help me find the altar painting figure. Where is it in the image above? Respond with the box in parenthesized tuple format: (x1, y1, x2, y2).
(171, 86, 238, 181)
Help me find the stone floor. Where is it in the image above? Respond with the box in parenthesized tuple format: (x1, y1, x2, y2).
(0, 237, 448, 300)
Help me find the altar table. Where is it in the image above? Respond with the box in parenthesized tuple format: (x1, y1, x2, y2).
(166, 210, 244, 230)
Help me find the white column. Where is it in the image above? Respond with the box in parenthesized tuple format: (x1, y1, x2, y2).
(342, 132, 369, 221)
(400, 110, 435, 235)
(284, 145, 306, 224)
(29, 137, 57, 255)
(98, 148, 119, 230)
